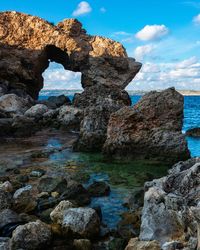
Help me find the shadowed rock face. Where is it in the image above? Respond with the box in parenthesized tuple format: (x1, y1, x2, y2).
(0, 11, 141, 99)
(103, 88, 190, 162)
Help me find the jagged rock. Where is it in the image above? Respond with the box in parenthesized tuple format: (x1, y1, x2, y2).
(50, 200, 74, 224)
(57, 105, 83, 130)
(125, 238, 161, 250)
(24, 104, 48, 119)
(0, 94, 30, 115)
(60, 207, 100, 238)
(0, 11, 141, 99)
(10, 220, 52, 250)
(13, 185, 37, 213)
(139, 158, 200, 246)
(74, 85, 131, 151)
(103, 88, 190, 162)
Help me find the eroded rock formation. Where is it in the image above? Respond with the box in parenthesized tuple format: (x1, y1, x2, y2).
(0, 11, 141, 99)
(139, 158, 200, 249)
(103, 88, 190, 162)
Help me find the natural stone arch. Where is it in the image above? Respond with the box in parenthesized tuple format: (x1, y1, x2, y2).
(0, 11, 142, 99)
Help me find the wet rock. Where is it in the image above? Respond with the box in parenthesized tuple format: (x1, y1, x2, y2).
(186, 127, 200, 137)
(13, 185, 37, 213)
(125, 238, 161, 250)
(0, 237, 10, 250)
(139, 158, 200, 245)
(61, 207, 100, 238)
(57, 105, 83, 130)
(38, 177, 68, 194)
(60, 183, 91, 206)
(50, 200, 74, 224)
(46, 95, 71, 109)
(30, 169, 46, 178)
(11, 115, 36, 136)
(24, 104, 48, 119)
(103, 88, 190, 163)
(0, 209, 24, 237)
(0, 181, 13, 193)
(0, 94, 30, 115)
(73, 239, 92, 250)
(0, 189, 12, 211)
(87, 181, 110, 197)
(10, 220, 52, 250)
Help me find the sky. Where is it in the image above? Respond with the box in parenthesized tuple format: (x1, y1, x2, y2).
(1, 0, 200, 91)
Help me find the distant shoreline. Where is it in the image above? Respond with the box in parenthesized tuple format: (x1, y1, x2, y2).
(40, 89, 200, 96)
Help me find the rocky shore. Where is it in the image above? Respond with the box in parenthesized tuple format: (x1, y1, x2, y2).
(0, 10, 198, 250)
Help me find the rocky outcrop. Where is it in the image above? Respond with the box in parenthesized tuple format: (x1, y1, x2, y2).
(139, 158, 200, 248)
(103, 88, 190, 162)
(0, 11, 141, 99)
(74, 85, 131, 151)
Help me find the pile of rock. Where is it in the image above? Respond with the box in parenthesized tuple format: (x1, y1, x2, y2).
(124, 158, 200, 250)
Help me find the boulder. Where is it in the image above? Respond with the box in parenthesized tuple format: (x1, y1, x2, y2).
(139, 158, 200, 246)
(125, 238, 161, 250)
(24, 104, 48, 119)
(10, 220, 52, 250)
(57, 105, 83, 130)
(87, 181, 110, 197)
(38, 177, 68, 194)
(60, 207, 100, 238)
(0, 12, 141, 99)
(50, 200, 74, 224)
(46, 95, 71, 108)
(13, 185, 37, 213)
(74, 85, 131, 151)
(103, 88, 190, 162)
(0, 94, 30, 115)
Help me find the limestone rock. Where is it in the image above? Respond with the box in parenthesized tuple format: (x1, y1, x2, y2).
(57, 105, 83, 129)
(61, 207, 100, 238)
(125, 238, 161, 250)
(10, 220, 52, 250)
(139, 158, 200, 246)
(50, 200, 74, 224)
(103, 88, 190, 162)
(24, 104, 48, 119)
(0, 94, 30, 115)
(0, 11, 141, 99)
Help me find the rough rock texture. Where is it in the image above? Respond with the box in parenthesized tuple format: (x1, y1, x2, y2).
(0, 11, 141, 99)
(103, 88, 190, 162)
(139, 158, 200, 248)
(74, 85, 131, 151)
(10, 220, 52, 250)
(125, 238, 161, 250)
(61, 207, 100, 238)
(186, 127, 200, 137)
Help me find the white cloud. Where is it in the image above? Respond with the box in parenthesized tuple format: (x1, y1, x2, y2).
(135, 25, 169, 41)
(43, 63, 82, 90)
(193, 14, 200, 24)
(127, 57, 200, 91)
(134, 44, 156, 60)
(100, 7, 106, 13)
(72, 1, 92, 17)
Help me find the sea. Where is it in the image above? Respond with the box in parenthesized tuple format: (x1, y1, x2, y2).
(39, 90, 200, 158)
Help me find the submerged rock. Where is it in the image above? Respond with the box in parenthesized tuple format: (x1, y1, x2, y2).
(103, 88, 190, 162)
(139, 158, 200, 247)
(10, 220, 52, 250)
(87, 181, 110, 197)
(186, 127, 200, 137)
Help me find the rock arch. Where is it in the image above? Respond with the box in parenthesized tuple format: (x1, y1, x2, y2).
(0, 11, 142, 99)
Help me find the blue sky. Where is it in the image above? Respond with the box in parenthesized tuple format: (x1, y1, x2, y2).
(1, 0, 200, 91)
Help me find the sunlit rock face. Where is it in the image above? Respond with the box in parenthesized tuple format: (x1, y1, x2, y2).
(0, 11, 142, 99)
